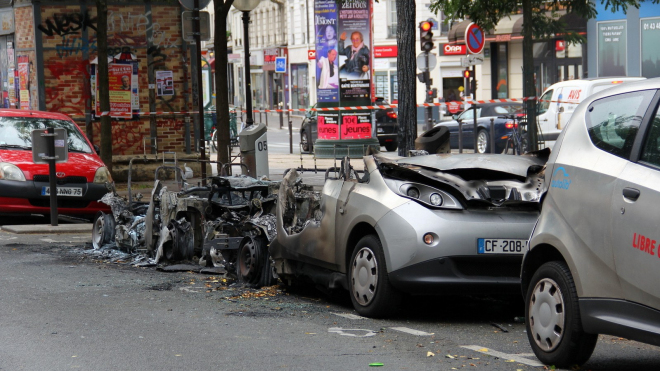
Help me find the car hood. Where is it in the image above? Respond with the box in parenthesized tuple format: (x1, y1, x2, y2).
(0, 149, 106, 180)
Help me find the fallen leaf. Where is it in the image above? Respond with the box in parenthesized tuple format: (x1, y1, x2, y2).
(470, 363, 476, 367)
(446, 354, 455, 359)
(478, 348, 489, 352)
(505, 360, 514, 362)
(305, 332, 316, 335)
(427, 351, 435, 357)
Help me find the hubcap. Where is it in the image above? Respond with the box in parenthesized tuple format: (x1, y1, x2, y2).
(351, 247, 378, 306)
(301, 132, 308, 151)
(92, 215, 105, 249)
(529, 278, 565, 352)
(477, 131, 488, 153)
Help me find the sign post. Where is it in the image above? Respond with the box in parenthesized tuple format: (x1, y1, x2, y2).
(32, 128, 68, 226)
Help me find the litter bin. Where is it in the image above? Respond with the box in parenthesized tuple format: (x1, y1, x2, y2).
(239, 122, 269, 178)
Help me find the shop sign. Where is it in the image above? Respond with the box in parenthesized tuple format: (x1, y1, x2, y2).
(442, 44, 466, 56)
(556, 40, 565, 51)
(495, 34, 511, 42)
(374, 46, 397, 58)
(308, 50, 316, 60)
(263, 48, 279, 71)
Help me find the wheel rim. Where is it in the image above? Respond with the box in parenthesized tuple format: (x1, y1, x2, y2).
(238, 239, 259, 283)
(351, 247, 378, 306)
(92, 215, 105, 249)
(301, 132, 309, 151)
(477, 131, 488, 153)
(529, 277, 566, 352)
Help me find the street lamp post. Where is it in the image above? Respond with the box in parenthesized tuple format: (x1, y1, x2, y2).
(233, 0, 261, 127)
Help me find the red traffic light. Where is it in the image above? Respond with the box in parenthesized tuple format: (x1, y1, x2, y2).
(463, 70, 472, 79)
(420, 21, 432, 31)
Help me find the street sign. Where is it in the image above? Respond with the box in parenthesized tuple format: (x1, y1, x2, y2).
(32, 128, 68, 164)
(179, 0, 212, 10)
(465, 23, 485, 54)
(182, 11, 211, 42)
(416, 52, 437, 71)
(275, 57, 287, 73)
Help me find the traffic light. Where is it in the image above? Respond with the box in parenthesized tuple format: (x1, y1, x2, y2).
(471, 79, 477, 96)
(463, 70, 472, 79)
(427, 88, 438, 102)
(419, 21, 434, 52)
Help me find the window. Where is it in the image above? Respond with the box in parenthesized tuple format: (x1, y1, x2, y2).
(538, 90, 553, 115)
(387, 0, 397, 38)
(586, 90, 655, 159)
(490, 43, 508, 99)
(640, 105, 660, 167)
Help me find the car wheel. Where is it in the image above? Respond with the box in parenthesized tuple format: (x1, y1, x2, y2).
(236, 236, 276, 288)
(349, 235, 402, 318)
(476, 129, 490, 154)
(525, 261, 598, 368)
(385, 142, 398, 152)
(92, 212, 115, 249)
(301, 130, 312, 153)
(211, 130, 218, 152)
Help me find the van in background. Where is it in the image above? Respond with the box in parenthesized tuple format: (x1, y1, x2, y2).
(536, 77, 646, 145)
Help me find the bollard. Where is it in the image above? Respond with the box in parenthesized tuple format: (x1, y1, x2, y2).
(265, 108, 269, 127)
(490, 118, 495, 154)
(279, 109, 283, 129)
(458, 120, 463, 153)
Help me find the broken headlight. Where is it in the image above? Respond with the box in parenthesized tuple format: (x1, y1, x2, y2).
(384, 178, 462, 210)
(94, 166, 113, 184)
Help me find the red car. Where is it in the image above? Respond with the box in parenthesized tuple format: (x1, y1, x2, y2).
(0, 109, 111, 219)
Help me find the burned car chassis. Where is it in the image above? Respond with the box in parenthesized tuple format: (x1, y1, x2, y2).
(92, 175, 279, 287)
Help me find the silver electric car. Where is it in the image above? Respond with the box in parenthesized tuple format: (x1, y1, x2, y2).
(521, 78, 660, 367)
(271, 152, 547, 318)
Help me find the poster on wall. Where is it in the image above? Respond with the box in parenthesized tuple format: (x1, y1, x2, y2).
(317, 113, 339, 140)
(17, 56, 29, 110)
(641, 17, 660, 78)
(337, 0, 371, 103)
(597, 20, 627, 76)
(341, 113, 372, 139)
(156, 70, 174, 97)
(314, 0, 339, 103)
(93, 61, 139, 119)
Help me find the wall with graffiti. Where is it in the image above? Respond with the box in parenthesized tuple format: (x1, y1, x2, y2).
(35, 2, 190, 155)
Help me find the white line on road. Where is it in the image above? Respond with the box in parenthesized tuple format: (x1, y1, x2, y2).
(332, 313, 366, 320)
(390, 327, 435, 336)
(328, 327, 376, 337)
(461, 345, 544, 367)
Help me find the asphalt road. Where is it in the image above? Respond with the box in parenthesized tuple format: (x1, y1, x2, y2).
(1, 235, 659, 370)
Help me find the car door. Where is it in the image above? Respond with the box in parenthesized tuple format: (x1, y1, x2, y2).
(611, 92, 660, 309)
(537, 89, 556, 141)
(455, 107, 480, 148)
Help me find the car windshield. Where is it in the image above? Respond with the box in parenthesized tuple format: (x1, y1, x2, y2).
(0, 116, 93, 153)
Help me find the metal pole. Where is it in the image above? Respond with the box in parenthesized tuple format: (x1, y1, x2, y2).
(46, 128, 58, 226)
(242, 11, 254, 127)
(458, 120, 463, 154)
(194, 0, 207, 186)
(473, 103, 478, 152)
(490, 118, 495, 154)
(424, 52, 433, 132)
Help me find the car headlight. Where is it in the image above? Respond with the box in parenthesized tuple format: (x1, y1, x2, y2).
(0, 162, 26, 181)
(93, 166, 113, 184)
(383, 178, 462, 210)
(430, 193, 443, 206)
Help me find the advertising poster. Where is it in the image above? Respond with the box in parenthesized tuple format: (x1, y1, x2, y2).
(7, 68, 14, 107)
(641, 17, 660, 78)
(341, 112, 372, 139)
(337, 0, 371, 102)
(597, 21, 627, 76)
(156, 70, 174, 97)
(18, 56, 29, 110)
(314, 0, 339, 103)
(317, 113, 339, 140)
(94, 61, 138, 119)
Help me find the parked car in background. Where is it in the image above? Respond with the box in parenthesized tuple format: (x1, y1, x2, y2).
(300, 99, 400, 153)
(271, 151, 547, 317)
(537, 76, 645, 144)
(433, 102, 525, 153)
(0, 110, 111, 219)
(521, 78, 660, 368)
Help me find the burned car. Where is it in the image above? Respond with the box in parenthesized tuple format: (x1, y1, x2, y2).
(269, 152, 547, 318)
(92, 175, 279, 287)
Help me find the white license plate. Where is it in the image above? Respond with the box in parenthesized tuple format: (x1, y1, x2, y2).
(477, 238, 527, 254)
(41, 186, 83, 197)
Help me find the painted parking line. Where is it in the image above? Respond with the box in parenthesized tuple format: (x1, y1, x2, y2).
(461, 345, 543, 367)
(390, 327, 434, 336)
(328, 327, 376, 337)
(332, 313, 366, 320)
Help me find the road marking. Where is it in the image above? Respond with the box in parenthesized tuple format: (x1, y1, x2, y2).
(390, 327, 434, 336)
(328, 327, 376, 337)
(40, 238, 62, 243)
(0, 236, 17, 240)
(461, 345, 544, 367)
(332, 313, 366, 320)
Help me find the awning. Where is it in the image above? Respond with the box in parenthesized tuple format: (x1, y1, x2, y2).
(485, 14, 523, 42)
(447, 19, 472, 44)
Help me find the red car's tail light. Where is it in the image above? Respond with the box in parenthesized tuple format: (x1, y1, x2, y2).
(505, 121, 518, 129)
(386, 112, 397, 119)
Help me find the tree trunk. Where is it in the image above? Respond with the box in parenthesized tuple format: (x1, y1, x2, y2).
(396, 0, 416, 157)
(214, 0, 234, 174)
(521, 0, 537, 151)
(96, 0, 112, 171)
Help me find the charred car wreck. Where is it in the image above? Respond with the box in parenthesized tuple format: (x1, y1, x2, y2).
(92, 175, 279, 287)
(269, 152, 548, 318)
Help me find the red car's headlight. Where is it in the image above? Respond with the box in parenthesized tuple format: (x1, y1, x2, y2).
(0, 162, 26, 181)
(93, 166, 113, 184)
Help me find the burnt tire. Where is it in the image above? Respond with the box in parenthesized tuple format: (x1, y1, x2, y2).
(92, 212, 115, 249)
(525, 261, 598, 368)
(236, 237, 276, 288)
(349, 235, 402, 318)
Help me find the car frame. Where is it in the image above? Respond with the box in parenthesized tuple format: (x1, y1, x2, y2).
(271, 151, 547, 317)
(0, 109, 111, 219)
(521, 77, 660, 367)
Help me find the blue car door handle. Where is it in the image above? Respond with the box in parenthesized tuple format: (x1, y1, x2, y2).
(623, 187, 640, 201)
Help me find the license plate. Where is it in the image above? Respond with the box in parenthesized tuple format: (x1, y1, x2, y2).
(477, 238, 527, 254)
(41, 186, 83, 197)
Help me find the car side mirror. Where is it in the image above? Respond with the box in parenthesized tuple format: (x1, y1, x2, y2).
(94, 144, 101, 155)
(452, 114, 458, 120)
(558, 106, 565, 113)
